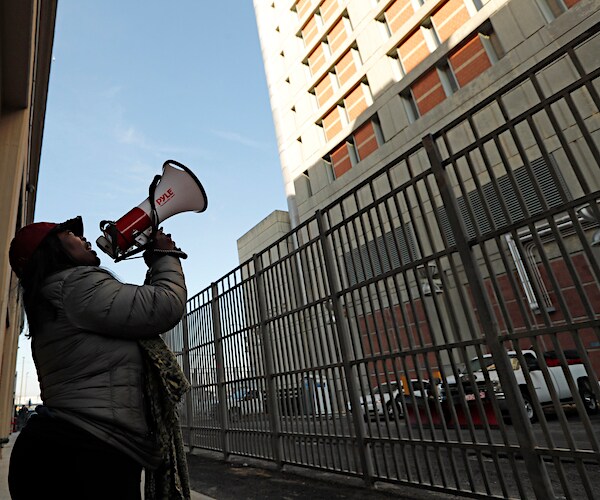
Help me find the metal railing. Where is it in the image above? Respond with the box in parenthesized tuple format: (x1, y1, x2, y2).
(165, 22, 600, 499)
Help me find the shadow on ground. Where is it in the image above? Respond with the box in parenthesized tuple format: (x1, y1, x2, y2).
(187, 452, 460, 500)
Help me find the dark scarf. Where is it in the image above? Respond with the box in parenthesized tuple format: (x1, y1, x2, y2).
(139, 337, 191, 500)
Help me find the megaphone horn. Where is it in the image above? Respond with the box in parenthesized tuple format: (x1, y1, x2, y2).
(96, 160, 207, 261)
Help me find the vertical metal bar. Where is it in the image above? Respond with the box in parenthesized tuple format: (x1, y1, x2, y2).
(211, 282, 230, 459)
(316, 208, 375, 486)
(181, 311, 195, 449)
(423, 134, 556, 500)
(254, 253, 284, 468)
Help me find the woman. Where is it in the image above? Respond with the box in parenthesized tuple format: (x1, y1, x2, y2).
(8, 216, 191, 500)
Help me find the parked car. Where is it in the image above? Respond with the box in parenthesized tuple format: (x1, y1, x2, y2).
(227, 388, 266, 421)
(443, 350, 598, 423)
(350, 381, 404, 420)
(406, 378, 443, 402)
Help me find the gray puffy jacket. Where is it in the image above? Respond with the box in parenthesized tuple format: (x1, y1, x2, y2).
(32, 255, 187, 468)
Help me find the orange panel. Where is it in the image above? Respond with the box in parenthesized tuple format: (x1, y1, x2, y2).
(345, 85, 368, 122)
(320, 0, 339, 24)
(295, 0, 313, 21)
(331, 142, 352, 178)
(335, 50, 357, 87)
(385, 0, 414, 34)
(315, 75, 334, 107)
(448, 35, 491, 87)
(323, 108, 343, 141)
(412, 69, 446, 115)
(301, 16, 319, 47)
(398, 29, 429, 73)
(328, 18, 348, 54)
(354, 120, 379, 160)
(564, 0, 581, 7)
(432, 0, 471, 43)
(308, 44, 327, 74)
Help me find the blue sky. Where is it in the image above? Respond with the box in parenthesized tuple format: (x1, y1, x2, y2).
(17, 1, 287, 405)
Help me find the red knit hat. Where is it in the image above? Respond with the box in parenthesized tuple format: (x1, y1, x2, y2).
(9, 217, 84, 278)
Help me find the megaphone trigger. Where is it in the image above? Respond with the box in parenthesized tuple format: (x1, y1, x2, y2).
(96, 160, 208, 262)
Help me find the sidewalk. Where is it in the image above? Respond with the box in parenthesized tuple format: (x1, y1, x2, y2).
(186, 449, 460, 500)
(1, 431, 459, 499)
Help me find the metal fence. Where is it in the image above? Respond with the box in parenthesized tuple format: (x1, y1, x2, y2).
(165, 23, 600, 499)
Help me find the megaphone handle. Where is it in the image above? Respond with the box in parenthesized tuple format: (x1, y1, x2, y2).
(148, 174, 162, 240)
(151, 248, 188, 260)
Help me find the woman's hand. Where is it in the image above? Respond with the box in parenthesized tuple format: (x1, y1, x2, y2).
(152, 228, 176, 251)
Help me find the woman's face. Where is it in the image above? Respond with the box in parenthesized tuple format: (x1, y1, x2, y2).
(57, 230, 101, 266)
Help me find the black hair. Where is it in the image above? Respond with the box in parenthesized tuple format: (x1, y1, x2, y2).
(20, 231, 77, 336)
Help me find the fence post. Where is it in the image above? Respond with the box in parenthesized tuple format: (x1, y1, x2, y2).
(253, 254, 284, 468)
(423, 134, 555, 500)
(180, 312, 195, 450)
(211, 282, 230, 460)
(315, 209, 375, 486)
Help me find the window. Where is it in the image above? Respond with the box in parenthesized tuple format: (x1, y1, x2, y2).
(382, 0, 415, 36)
(377, 14, 392, 39)
(431, 0, 472, 43)
(322, 156, 336, 183)
(316, 120, 326, 144)
(479, 20, 504, 62)
(421, 18, 441, 52)
(389, 52, 406, 81)
(354, 118, 380, 160)
(344, 82, 371, 123)
(327, 13, 352, 54)
(448, 31, 494, 88)
(411, 68, 446, 116)
(372, 114, 385, 145)
(335, 46, 361, 87)
(398, 28, 430, 74)
(535, 0, 570, 22)
(400, 89, 420, 123)
(437, 60, 459, 96)
(302, 170, 313, 197)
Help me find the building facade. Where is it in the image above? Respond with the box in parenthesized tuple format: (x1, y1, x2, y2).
(243, 0, 600, 382)
(250, 0, 594, 226)
(0, 0, 57, 447)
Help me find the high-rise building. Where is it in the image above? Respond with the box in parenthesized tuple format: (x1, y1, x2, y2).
(239, 0, 600, 383)
(241, 0, 596, 260)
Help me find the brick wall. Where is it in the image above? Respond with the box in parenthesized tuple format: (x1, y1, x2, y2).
(412, 68, 446, 115)
(331, 142, 352, 177)
(335, 49, 357, 87)
(345, 84, 369, 122)
(308, 43, 327, 74)
(315, 74, 335, 107)
(432, 0, 471, 43)
(328, 17, 348, 54)
(398, 29, 430, 73)
(295, 0, 314, 21)
(323, 106, 344, 140)
(320, 0, 340, 24)
(301, 15, 319, 47)
(385, 0, 415, 35)
(354, 120, 379, 160)
(448, 35, 492, 87)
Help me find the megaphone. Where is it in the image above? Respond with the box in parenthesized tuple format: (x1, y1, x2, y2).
(96, 160, 207, 261)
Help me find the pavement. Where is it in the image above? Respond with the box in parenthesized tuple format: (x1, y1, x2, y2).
(1, 431, 458, 499)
